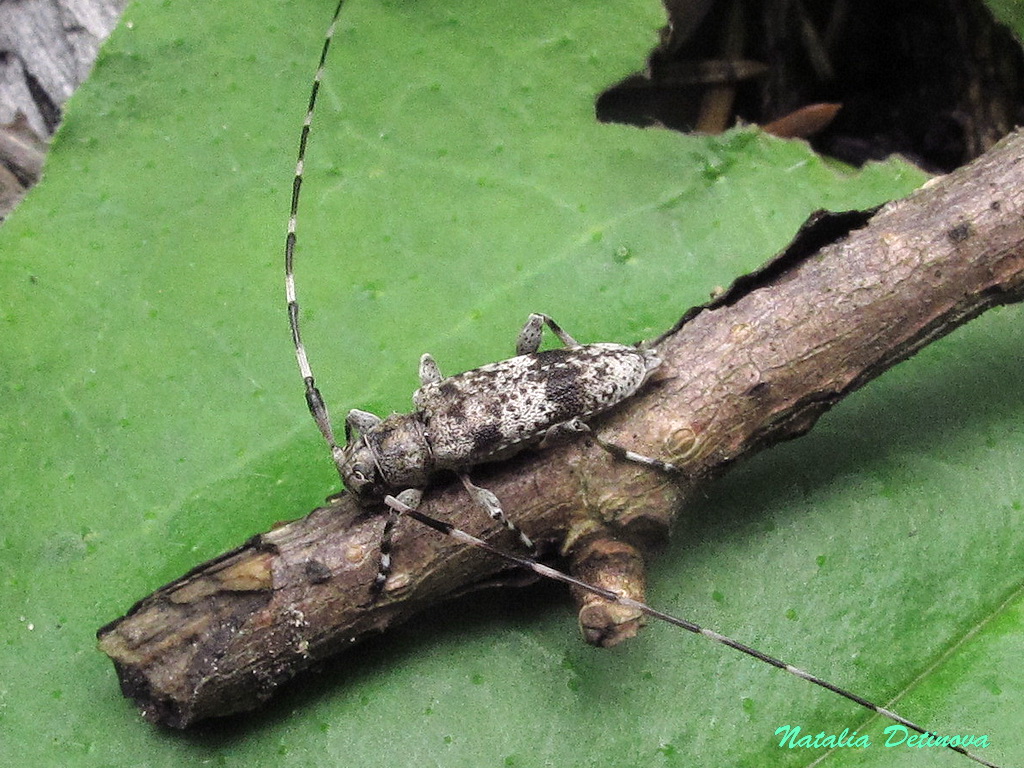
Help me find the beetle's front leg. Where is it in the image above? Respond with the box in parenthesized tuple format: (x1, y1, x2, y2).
(375, 488, 423, 593)
(345, 408, 382, 443)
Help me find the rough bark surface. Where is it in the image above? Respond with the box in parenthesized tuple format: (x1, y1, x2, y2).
(97, 130, 1024, 729)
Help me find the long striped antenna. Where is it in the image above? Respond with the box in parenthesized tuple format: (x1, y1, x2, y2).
(384, 494, 1001, 768)
(284, 0, 348, 480)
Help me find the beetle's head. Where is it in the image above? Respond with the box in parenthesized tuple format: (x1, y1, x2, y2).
(338, 438, 384, 499)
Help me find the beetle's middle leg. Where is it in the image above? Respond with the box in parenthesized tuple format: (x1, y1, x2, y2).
(457, 473, 536, 553)
(516, 313, 579, 355)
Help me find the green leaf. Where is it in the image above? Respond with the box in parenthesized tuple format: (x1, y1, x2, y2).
(1, 1, 1021, 767)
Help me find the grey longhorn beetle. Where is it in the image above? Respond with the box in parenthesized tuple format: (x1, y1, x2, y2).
(279, 2, 1001, 766)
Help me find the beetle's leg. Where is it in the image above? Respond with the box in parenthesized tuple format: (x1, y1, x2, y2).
(545, 418, 684, 474)
(419, 353, 442, 385)
(516, 312, 580, 355)
(345, 408, 382, 443)
(458, 473, 536, 554)
(538, 418, 588, 449)
(374, 488, 423, 593)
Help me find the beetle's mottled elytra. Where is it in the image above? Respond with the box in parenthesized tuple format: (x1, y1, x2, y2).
(415, 343, 661, 467)
(340, 325, 662, 502)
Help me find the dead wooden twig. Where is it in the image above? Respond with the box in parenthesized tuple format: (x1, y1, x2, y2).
(98, 129, 1024, 729)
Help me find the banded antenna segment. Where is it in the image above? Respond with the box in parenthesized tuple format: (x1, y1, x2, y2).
(284, 0, 348, 478)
